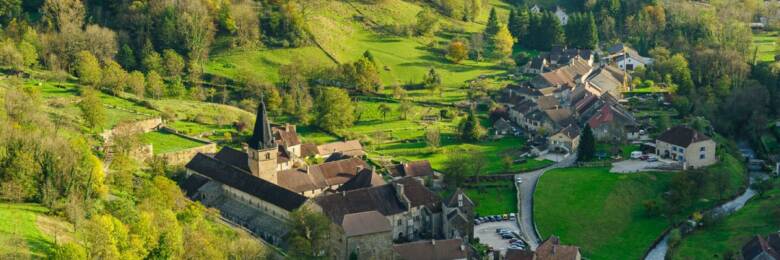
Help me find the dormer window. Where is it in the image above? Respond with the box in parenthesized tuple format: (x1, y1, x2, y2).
(265, 152, 271, 160)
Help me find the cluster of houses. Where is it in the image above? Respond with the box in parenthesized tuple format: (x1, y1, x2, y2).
(182, 102, 475, 259)
(506, 43, 717, 169)
(505, 45, 639, 154)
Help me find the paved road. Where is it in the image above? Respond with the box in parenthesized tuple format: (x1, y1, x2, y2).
(515, 153, 577, 250)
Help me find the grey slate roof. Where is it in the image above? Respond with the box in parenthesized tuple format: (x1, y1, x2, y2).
(657, 126, 711, 147)
(248, 101, 276, 150)
(185, 153, 307, 211)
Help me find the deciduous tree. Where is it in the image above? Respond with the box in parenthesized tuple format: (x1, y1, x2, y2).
(75, 51, 101, 86)
(447, 39, 469, 63)
(286, 207, 332, 259)
(78, 88, 105, 130)
(316, 87, 355, 132)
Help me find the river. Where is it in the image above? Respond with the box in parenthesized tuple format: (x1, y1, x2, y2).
(644, 171, 765, 260)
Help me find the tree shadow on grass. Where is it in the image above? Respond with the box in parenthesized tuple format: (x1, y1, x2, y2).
(26, 236, 54, 259)
(362, 37, 403, 43)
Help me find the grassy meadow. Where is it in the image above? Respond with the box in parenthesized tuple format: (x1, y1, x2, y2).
(752, 31, 778, 63)
(205, 0, 516, 104)
(464, 181, 518, 216)
(31, 79, 159, 130)
(143, 131, 209, 154)
(0, 203, 73, 259)
(534, 167, 673, 259)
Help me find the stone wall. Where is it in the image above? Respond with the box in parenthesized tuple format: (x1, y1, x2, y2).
(158, 142, 217, 166)
(101, 117, 163, 143)
(151, 127, 217, 165)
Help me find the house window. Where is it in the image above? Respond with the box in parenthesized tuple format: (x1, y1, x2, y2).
(672, 147, 677, 152)
(265, 153, 271, 160)
(700, 154, 705, 160)
(700, 147, 705, 152)
(397, 219, 402, 225)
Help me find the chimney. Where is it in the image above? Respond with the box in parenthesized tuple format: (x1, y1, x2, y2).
(356, 165, 363, 172)
(431, 240, 435, 245)
(460, 245, 465, 252)
(242, 143, 249, 152)
(305, 166, 310, 174)
(341, 191, 346, 197)
(552, 246, 557, 255)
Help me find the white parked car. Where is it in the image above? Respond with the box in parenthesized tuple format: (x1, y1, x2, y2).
(630, 151, 643, 159)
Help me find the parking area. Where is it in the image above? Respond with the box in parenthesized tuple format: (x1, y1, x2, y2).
(611, 159, 671, 173)
(474, 218, 524, 253)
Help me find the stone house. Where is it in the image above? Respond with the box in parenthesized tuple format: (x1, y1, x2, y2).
(441, 189, 475, 240)
(328, 210, 395, 260)
(387, 160, 436, 179)
(604, 44, 652, 70)
(586, 102, 638, 142)
(505, 236, 581, 260)
(549, 124, 581, 153)
(393, 239, 470, 260)
(655, 126, 717, 169)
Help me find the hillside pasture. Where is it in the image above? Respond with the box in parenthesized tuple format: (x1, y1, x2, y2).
(0, 203, 73, 259)
(752, 31, 778, 63)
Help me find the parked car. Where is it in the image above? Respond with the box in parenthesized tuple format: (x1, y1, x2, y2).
(501, 234, 514, 239)
(509, 239, 519, 244)
(647, 156, 658, 162)
(640, 155, 649, 160)
(502, 214, 509, 220)
(631, 151, 643, 159)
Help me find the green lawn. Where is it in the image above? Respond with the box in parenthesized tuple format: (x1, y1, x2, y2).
(752, 31, 778, 63)
(464, 181, 518, 216)
(535, 167, 674, 259)
(373, 136, 545, 174)
(671, 179, 780, 259)
(30, 79, 159, 130)
(0, 203, 59, 258)
(143, 131, 209, 154)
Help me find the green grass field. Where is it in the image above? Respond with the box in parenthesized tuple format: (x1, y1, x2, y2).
(535, 167, 674, 259)
(752, 31, 778, 63)
(30, 79, 159, 130)
(206, 0, 513, 104)
(143, 131, 209, 154)
(464, 181, 518, 216)
(0, 203, 72, 258)
(671, 179, 780, 259)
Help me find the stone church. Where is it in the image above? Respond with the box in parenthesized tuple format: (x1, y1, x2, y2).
(181, 102, 474, 256)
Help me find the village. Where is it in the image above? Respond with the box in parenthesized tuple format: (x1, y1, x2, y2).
(158, 37, 771, 259)
(0, 0, 779, 259)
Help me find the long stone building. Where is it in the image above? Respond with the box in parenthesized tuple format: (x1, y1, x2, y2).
(181, 101, 474, 257)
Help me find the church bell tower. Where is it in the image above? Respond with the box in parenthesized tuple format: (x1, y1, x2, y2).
(247, 101, 278, 184)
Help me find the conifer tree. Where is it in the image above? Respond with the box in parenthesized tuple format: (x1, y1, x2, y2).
(577, 124, 595, 161)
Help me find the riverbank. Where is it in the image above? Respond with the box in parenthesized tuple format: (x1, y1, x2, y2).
(670, 176, 779, 259)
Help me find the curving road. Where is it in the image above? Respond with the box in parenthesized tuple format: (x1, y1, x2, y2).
(515, 153, 577, 250)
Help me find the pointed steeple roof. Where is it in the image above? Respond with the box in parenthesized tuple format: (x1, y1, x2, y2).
(248, 100, 276, 150)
